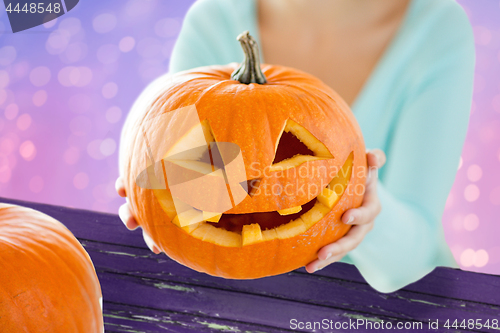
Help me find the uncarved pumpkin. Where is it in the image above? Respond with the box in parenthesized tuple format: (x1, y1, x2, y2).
(120, 31, 367, 279)
(0, 204, 103, 332)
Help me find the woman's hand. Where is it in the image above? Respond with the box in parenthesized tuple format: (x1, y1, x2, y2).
(305, 149, 386, 273)
(115, 178, 161, 254)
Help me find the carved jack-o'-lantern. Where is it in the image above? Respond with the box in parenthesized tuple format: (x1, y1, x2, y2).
(120, 32, 367, 279)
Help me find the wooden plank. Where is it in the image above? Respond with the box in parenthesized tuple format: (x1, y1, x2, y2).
(103, 301, 291, 333)
(97, 269, 416, 332)
(84, 239, 500, 331)
(0, 197, 146, 247)
(303, 265, 500, 309)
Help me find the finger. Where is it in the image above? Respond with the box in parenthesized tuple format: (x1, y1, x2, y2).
(305, 253, 344, 273)
(342, 178, 380, 225)
(367, 149, 386, 168)
(143, 231, 161, 254)
(115, 177, 126, 197)
(317, 223, 374, 260)
(118, 203, 139, 230)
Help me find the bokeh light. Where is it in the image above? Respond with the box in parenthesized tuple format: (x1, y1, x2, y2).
(460, 248, 475, 267)
(92, 13, 117, 34)
(102, 82, 118, 99)
(33, 90, 48, 107)
(105, 106, 122, 123)
(46, 30, 71, 54)
(464, 184, 480, 202)
(4, 103, 18, 120)
(74, 172, 90, 189)
(0, 70, 9, 89)
(119, 36, 135, 53)
(0, 46, 17, 66)
(463, 213, 479, 231)
(466, 164, 482, 182)
(100, 138, 116, 156)
(475, 249, 489, 268)
(29, 66, 51, 87)
(443, 0, 500, 275)
(19, 140, 36, 161)
(16, 114, 32, 131)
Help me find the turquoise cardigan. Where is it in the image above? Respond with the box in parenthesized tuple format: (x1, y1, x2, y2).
(168, 0, 475, 292)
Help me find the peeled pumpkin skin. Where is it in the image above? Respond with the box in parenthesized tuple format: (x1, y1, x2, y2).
(120, 32, 367, 279)
(0, 204, 104, 332)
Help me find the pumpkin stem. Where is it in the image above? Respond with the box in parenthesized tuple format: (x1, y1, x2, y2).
(231, 31, 267, 84)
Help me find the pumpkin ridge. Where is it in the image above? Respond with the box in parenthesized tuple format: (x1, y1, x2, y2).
(194, 79, 238, 118)
(126, 76, 195, 231)
(126, 73, 210, 189)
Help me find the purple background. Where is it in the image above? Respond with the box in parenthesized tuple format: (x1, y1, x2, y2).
(0, 0, 499, 275)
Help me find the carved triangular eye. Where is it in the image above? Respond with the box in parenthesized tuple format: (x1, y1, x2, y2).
(271, 119, 333, 170)
(273, 131, 314, 164)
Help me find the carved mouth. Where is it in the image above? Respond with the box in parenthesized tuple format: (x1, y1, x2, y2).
(165, 152, 353, 247)
(208, 198, 317, 233)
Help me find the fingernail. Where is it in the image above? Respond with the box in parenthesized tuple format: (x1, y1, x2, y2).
(325, 252, 332, 260)
(345, 215, 354, 224)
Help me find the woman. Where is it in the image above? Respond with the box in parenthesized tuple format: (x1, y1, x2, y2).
(116, 0, 475, 293)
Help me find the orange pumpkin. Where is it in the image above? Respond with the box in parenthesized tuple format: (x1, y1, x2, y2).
(0, 204, 103, 332)
(120, 31, 367, 279)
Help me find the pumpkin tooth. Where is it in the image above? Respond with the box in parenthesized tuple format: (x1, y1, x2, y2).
(261, 228, 279, 241)
(299, 202, 331, 228)
(275, 218, 307, 239)
(242, 223, 263, 246)
(317, 187, 340, 209)
(277, 205, 302, 216)
(190, 223, 213, 239)
(203, 211, 222, 223)
(172, 209, 203, 227)
(181, 222, 204, 234)
(190, 223, 242, 247)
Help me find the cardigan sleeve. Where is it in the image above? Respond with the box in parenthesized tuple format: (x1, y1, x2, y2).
(340, 2, 475, 293)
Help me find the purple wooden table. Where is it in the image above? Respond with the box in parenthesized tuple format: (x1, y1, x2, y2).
(3, 197, 500, 333)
